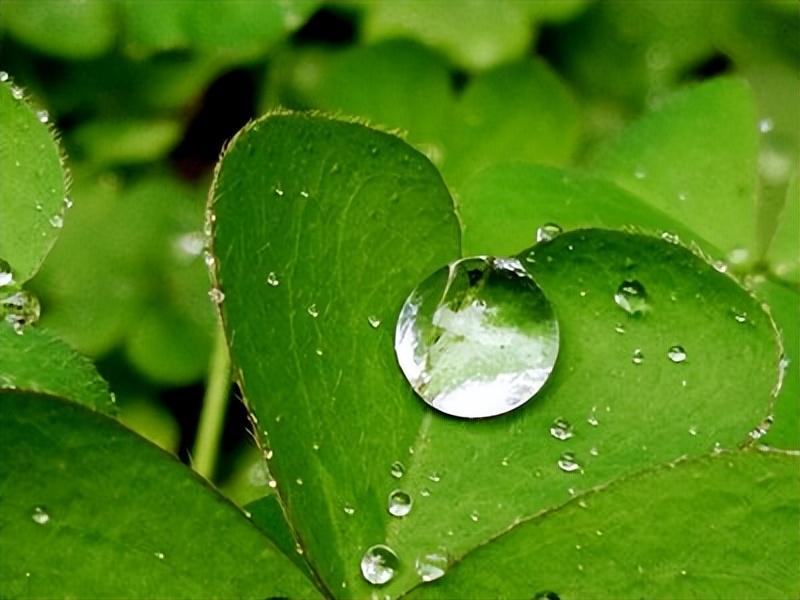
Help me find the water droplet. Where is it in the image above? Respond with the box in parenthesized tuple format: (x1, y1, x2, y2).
(274, 186, 284, 197)
(295, 543, 304, 555)
(712, 260, 728, 274)
(420, 487, 431, 497)
(677, 192, 688, 202)
(2, 290, 41, 334)
(536, 223, 562, 243)
(688, 426, 698, 436)
(208, 288, 225, 304)
(367, 315, 381, 328)
(427, 472, 441, 483)
(203, 252, 215, 269)
(589, 447, 599, 457)
(558, 452, 581, 473)
(34, 202, 43, 211)
(395, 256, 559, 419)
(660, 232, 680, 244)
(759, 118, 774, 134)
(732, 309, 748, 324)
(387, 490, 412, 517)
(533, 592, 560, 600)
(49, 214, 63, 229)
(360, 544, 399, 585)
(36, 110, 49, 124)
(614, 280, 648, 315)
(667, 345, 687, 363)
(11, 85, 23, 100)
(549, 417, 573, 441)
(307, 304, 319, 318)
(614, 323, 625, 334)
(63, 196, 73, 209)
(500, 456, 509, 467)
(268, 479, 277, 489)
(634, 166, 647, 179)
(587, 414, 599, 427)
(300, 190, 310, 198)
(315, 348, 323, 356)
(266, 272, 280, 287)
(390, 461, 405, 479)
(0, 71, 8, 82)
(343, 504, 355, 515)
(632, 348, 644, 364)
(154, 552, 165, 560)
(31, 506, 50, 525)
(415, 553, 447, 582)
(0, 259, 13, 288)
(595, 529, 603, 537)
(470, 510, 480, 522)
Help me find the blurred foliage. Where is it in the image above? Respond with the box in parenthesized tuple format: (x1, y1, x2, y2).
(1, 0, 797, 494)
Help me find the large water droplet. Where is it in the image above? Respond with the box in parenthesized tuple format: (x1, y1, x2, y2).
(387, 490, 412, 517)
(558, 452, 581, 473)
(536, 223, 562, 243)
(395, 256, 559, 419)
(614, 280, 648, 315)
(415, 553, 447, 582)
(2, 290, 41, 334)
(549, 417, 573, 441)
(31, 506, 50, 525)
(360, 544, 399, 585)
(667, 345, 687, 363)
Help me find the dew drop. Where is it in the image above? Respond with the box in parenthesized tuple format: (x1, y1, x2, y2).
(614, 323, 625, 334)
(11, 85, 23, 100)
(420, 487, 431, 497)
(36, 110, 49, 124)
(712, 260, 728, 274)
(688, 426, 698, 436)
(587, 414, 599, 427)
(589, 447, 599, 457)
(274, 186, 284, 197)
(395, 256, 559, 419)
(632, 348, 644, 365)
(203, 251, 215, 269)
(415, 553, 447, 582)
(536, 223, 562, 243)
(300, 190, 310, 198)
(268, 479, 277, 489)
(266, 272, 280, 287)
(387, 490, 412, 517)
(427, 472, 441, 483)
(208, 288, 225, 304)
(2, 290, 41, 334)
(390, 461, 405, 479)
(343, 504, 355, 515)
(307, 304, 319, 318)
(614, 280, 648, 315)
(470, 510, 480, 522)
(667, 345, 687, 363)
(534, 592, 560, 600)
(63, 196, 73, 209)
(0, 259, 13, 288)
(549, 417, 573, 441)
(31, 506, 50, 525)
(49, 214, 64, 229)
(558, 452, 581, 473)
(660, 231, 680, 244)
(759, 118, 774, 134)
(360, 544, 399, 585)
(154, 552, 165, 560)
(367, 315, 381, 328)
(295, 478, 303, 485)
(0, 71, 8, 82)
(732, 309, 748, 324)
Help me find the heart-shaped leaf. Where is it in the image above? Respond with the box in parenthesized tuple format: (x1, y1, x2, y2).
(212, 114, 780, 597)
(0, 391, 321, 599)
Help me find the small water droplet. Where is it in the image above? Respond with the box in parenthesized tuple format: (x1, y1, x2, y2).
(343, 504, 355, 515)
(11, 85, 23, 100)
(632, 348, 644, 365)
(558, 452, 581, 473)
(367, 315, 381, 328)
(595, 529, 603, 537)
(614, 323, 625, 334)
(732, 309, 748, 324)
(395, 256, 559, 419)
(589, 447, 599, 457)
(614, 280, 648, 315)
(420, 487, 431, 497)
(388, 490, 412, 517)
(390, 461, 405, 479)
(667, 345, 687, 363)
(360, 544, 399, 585)
(203, 252, 215, 269)
(536, 223, 562, 243)
(154, 552, 165, 560)
(63, 196, 73, 209)
(268, 479, 277, 489)
(329, 162, 340, 174)
(2, 290, 41, 334)
(660, 231, 680, 244)
(208, 288, 225, 304)
(315, 348, 323, 356)
(370, 146, 379, 156)
(427, 472, 441, 483)
(688, 426, 698, 436)
(312, 442, 320, 451)
(759, 118, 774, 134)
(549, 417, 573, 441)
(49, 214, 63, 229)
(307, 303, 319, 318)
(36, 110, 49, 124)
(470, 510, 480, 522)
(0, 259, 13, 288)
(500, 456, 509, 467)
(266, 272, 280, 287)
(587, 414, 599, 427)
(274, 186, 284, 197)
(712, 260, 728, 274)
(174, 232, 204, 258)
(300, 190, 310, 198)
(31, 506, 50, 525)
(295, 478, 303, 485)
(534, 592, 560, 600)
(677, 192, 688, 202)
(415, 553, 447, 582)
(0, 71, 8, 82)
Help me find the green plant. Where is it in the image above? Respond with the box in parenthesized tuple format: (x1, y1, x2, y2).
(1, 2, 798, 599)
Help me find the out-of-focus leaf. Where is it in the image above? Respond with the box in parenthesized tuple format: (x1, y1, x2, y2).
(70, 117, 183, 166)
(766, 171, 799, 283)
(116, 394, 181, 453)
(245, 493, 310, 574)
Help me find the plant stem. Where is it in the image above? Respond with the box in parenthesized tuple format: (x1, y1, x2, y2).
(192, 323, 231, 480)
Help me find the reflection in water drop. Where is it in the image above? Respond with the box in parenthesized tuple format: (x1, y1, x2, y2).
(360, 544, 399, 585)
(415, 553, 448, 582)
(387, 490, 412, 517)
(395, 256, 559, 419)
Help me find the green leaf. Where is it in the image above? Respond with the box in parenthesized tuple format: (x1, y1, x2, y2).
(405, 450, 800, 600)
(755, 279, 799, 449)
(0, 325, 114, 414)
(362, 0, 533, 71)
(0, 78, 68, 284)
(441, 60, 580, 187)
(210, 113, 460, 594)
(245, 493, 311, 575)
(212, 107, 779, 596)
(458, 163, 708, 258)
(0, 0, 115, 59)
(0, 391, 321, 599)
(766, 171, 799, 283)
(70, 117, 183, 166)
(311, 39, 454, 150)
(592, 78, 759, 257)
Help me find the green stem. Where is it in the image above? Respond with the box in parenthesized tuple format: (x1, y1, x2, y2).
(192, 323, 231, 480)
